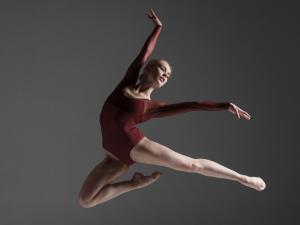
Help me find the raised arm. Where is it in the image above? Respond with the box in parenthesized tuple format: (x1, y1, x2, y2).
(115, 9, 163, 89)
(144, 101, 230, 120)
(125, 25, 162, 80)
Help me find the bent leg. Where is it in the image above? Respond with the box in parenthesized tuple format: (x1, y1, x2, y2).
(87, 171, 161, 207)
(78, 154, 162, 208)
(78, 155, 129, 207)
(130, 137, 266, 191)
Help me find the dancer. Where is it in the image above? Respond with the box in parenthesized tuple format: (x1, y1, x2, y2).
(78, 8, 266, 208)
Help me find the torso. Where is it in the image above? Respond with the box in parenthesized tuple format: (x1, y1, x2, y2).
(102, 86, 151, 161)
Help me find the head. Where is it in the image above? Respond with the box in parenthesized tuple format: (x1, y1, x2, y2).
(139, 59, 172, 88)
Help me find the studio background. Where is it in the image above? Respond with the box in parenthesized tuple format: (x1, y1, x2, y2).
(1, 1, 299, 225)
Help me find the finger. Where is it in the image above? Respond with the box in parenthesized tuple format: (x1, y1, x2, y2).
(230, 107, 236, 115)
(239, 107, 250, 116)
(151, 9, 158, 18)
(146, 12, 153, 18)
(236, 109, 240, 119)
(148, 8, 153, 16)
(243, 113, 250, 120)
(147, 9, 153, 16)
(242, 112, 251, 119)
(240, 109, 250, 116)
(242, 112, 250, 118)
(241, 111, 251, 119)
(241, 113, 250, 120)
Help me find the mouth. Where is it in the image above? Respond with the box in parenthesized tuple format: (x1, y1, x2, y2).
(159, 77, 165, 83)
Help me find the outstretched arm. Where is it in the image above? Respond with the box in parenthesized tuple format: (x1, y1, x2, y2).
(144, 101, 230, 120)
(144, 101, 252, 120)
(115, 9, 163, 89)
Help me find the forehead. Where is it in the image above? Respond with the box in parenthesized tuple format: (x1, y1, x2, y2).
(158, 61, 171, 72)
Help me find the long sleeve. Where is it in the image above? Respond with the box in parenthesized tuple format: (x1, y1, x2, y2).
(115, 25, 162, 90)
(144, 101, 230, 120)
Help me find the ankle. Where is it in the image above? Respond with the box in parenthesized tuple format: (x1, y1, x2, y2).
(239, 175, 249, 183)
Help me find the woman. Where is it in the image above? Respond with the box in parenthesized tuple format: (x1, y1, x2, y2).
(78, 8, 266, 208)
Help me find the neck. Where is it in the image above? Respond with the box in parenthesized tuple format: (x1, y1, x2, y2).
(133, 80, 155, 99)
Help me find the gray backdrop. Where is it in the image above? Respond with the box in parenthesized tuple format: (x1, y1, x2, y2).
(1, 0, 299, 225)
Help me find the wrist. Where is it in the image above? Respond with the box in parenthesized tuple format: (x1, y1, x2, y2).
(153, 18, 162, 26)
(226, 102, 231, 110)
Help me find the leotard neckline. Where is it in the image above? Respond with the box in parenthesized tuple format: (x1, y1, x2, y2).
(122, 91, 151, 101)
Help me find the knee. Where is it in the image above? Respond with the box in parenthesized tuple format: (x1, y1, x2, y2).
(173, 158, 203, 173)
(78, 194, 94, 208)
(190, 159, 205, 173)
(78, 199, 90, 208)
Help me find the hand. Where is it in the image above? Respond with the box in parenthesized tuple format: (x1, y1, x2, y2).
(228, 102, 251, 120)
(146, 8, 162, 26)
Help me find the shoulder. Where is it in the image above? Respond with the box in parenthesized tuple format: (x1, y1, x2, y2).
(122, 86, 132, 97)
(147, 99, 167, 108)
(122, 86, 129, 93)
(156, 100, 167, 106)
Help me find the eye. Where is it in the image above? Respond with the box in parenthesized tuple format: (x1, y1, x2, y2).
(159, 65, 171, 78)
(160, 66, 166, 72)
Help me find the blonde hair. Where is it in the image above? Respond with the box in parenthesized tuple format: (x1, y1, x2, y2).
(146, 58, 172, 71)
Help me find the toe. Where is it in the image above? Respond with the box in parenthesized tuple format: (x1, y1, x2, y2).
(152, 171, 162, 178)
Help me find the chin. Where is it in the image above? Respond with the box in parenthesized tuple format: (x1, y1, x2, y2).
(157, 81, 164, 88)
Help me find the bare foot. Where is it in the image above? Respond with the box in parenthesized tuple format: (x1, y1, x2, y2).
(131, 171, 162, 189)
(240, 176, 266, 191)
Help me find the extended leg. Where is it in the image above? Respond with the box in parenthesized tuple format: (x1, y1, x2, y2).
(193, 158, 244, 181)
(130, 137, 266, 191)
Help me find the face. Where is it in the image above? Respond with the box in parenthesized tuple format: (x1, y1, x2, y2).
(146, 61, 172, 88)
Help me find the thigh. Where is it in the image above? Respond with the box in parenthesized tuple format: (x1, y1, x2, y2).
(130, 137, 195, 172)
(103, 149, 120, 161)
(79, 154, 129, 202)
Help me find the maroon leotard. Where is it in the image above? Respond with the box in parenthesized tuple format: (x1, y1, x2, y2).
(100, 25, 229, 166)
